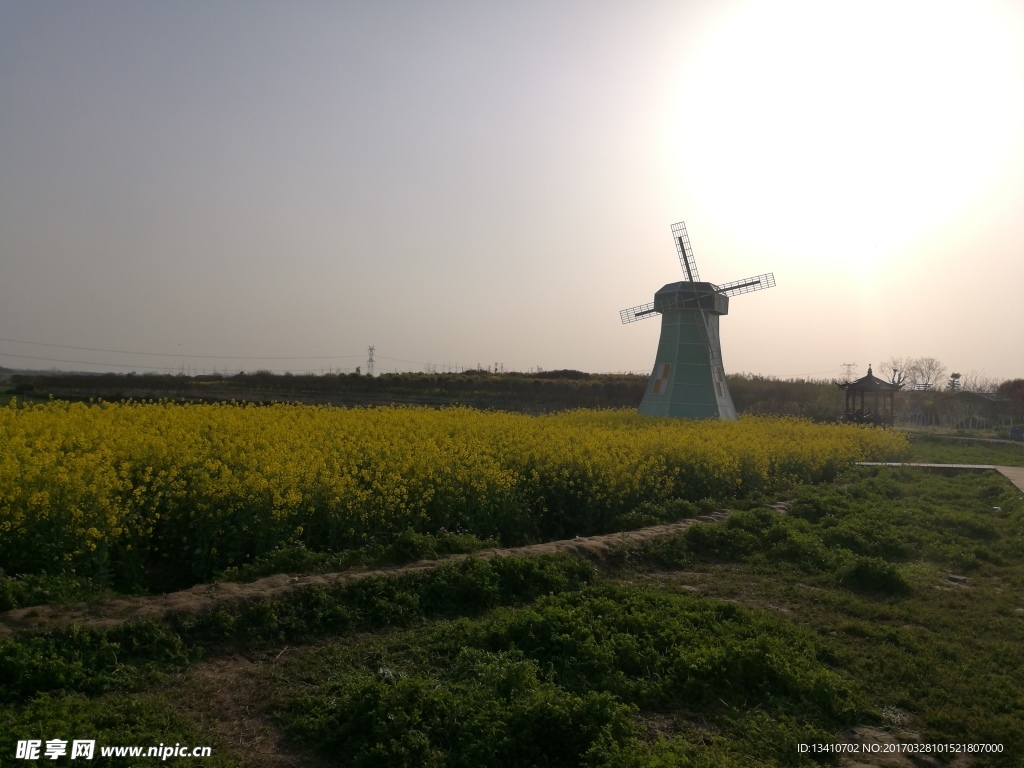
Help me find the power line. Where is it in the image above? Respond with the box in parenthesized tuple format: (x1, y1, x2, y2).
(0, 351, 441, 376)
(0, 352, 176, 370)
(0, 352, 360, 375)
(0, 336, 364, 360)
(375, 355, 432, 365)
(0, 337, 565, 378)
(0, 336, 441, 368)
(772, 368, 844, 378)
(1, 352, 205, 373)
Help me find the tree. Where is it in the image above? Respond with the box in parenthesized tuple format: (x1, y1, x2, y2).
(910, 357, 946, 389)
(997, 379, 1024, 400)
(959, 370, 999, 393)
(883, 356, 945, 389)
(883, 356, 912, 386)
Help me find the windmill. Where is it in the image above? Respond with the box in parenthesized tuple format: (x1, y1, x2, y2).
(620, 221, 776, 419)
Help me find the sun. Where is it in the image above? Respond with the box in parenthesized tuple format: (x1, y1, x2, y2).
(663, 0, 1024, 276)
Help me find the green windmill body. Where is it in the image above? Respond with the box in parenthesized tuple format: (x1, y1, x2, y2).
(621, 222, 776, 420)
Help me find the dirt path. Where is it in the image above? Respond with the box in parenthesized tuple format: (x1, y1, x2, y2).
(837, 726, 974, 768)
(0, 511, 730, 636)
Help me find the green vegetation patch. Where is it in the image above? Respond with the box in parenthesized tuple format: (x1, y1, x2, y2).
(0, 555, 594, 704)
(0, 555, 595, 764)
(903, 433, 1024, 467)
(0, 692, 233, 767)
(622, 466, 1023, 591)
(280, 587, 855, 767)
(216, 526, 499, 584)
(4, 465, 1023, 766)
(608, 466, 1024, 764)
(0, 621, 191, 704)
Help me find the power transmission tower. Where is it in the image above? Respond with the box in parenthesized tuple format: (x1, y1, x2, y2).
(841, 362, 857, 382)
(367, 346, 375, 377)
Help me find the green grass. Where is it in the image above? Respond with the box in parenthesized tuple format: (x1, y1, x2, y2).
(1, 466, 1023, 766)
(215, 526, 500, 584)
(0, 693, 235, 767)
(0, 556, 595, 765)
(278, 588, 854, 767)
(902, 433, 1024, 467)
(606, 466, 1024, 763)
(265, 466, 1024, 766)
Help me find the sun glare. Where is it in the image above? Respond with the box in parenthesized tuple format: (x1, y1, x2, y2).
(665, 1, 1024, 274)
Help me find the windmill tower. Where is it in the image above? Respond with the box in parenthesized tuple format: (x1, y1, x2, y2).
(620, 221, 776, 420)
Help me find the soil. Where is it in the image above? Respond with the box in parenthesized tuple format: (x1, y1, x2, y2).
(838, 726, 975, 768)
(171, 648, 335, 768)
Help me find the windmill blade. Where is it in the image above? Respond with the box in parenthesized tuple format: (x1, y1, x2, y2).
(717, 273, 776, 297)
(671, 221, 700, 282)
(620, 302, 659, 324)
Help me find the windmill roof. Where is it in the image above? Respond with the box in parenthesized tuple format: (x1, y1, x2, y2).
(653, 281, 729, 315)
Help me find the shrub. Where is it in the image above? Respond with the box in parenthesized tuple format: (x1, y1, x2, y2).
(837, 556, 911, 596)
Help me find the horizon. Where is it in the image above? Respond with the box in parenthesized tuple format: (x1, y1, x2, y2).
(3, 362, 1014, 392)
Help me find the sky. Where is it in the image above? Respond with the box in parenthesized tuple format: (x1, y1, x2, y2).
(2, 1, 1023, 382)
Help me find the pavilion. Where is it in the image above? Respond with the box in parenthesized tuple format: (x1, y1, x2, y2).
(838, 365, 902, 425)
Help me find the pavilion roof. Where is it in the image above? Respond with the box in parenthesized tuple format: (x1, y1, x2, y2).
(837, 366, 903, 392)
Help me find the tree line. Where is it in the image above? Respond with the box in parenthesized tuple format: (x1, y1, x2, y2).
(881, 356, 1002, 393)
(7, 365, 1022, 428)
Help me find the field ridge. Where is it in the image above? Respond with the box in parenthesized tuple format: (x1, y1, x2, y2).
(0, 510, 732, 635)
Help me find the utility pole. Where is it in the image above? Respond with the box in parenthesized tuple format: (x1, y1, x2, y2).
(367, 346, 375, 377)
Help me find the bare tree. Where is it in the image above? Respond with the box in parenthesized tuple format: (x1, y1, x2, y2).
(883, 356, 913, 386)
(959, 370, 999, 393)
(883, 356, 946, 389)
(912, 357, 946, 389)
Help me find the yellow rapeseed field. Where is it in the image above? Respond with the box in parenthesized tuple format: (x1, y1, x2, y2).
(0, 399, 906, 587)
